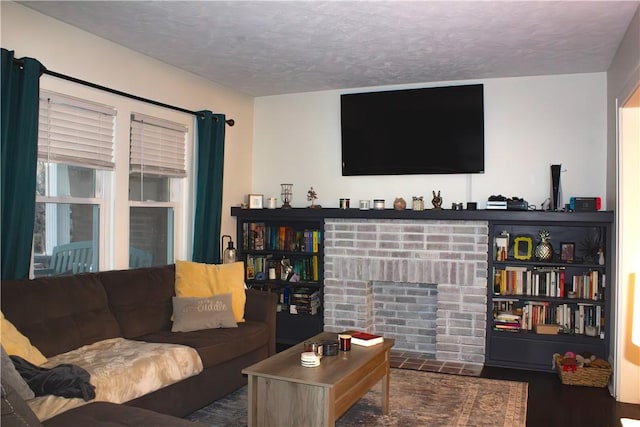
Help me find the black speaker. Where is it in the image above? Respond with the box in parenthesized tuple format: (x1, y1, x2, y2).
(550, 164, 561, 211)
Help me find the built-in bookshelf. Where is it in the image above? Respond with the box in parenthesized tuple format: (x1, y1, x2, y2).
(232, 210, 324, 347)
(231, 207, 614, 369)
(486, 214, 613, 372)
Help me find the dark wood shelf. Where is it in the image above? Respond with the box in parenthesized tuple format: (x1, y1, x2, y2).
(233, 212, 325, 345)
(486, 216, 613, 371)
(232, 206, 613, 223)
(247, 280, 322, 288)
(232, 206, 614, 372)
(491, 329, 605, 342)
(492, 260, 605, 269)
(492, 294, 605, 305)
(243, 249, 321, 256)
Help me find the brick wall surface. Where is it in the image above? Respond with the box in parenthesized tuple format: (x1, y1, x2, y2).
(324, 218, 488, 363)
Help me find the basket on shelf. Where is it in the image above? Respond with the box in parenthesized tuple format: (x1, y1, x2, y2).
(553, 354, 612, 387)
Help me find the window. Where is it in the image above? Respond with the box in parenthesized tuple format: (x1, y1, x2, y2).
(128, 113, 187, 268)
(34, 91, 115, 277)
(32, 85, 193, 276)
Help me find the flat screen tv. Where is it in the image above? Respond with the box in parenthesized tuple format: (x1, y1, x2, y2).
(341, 84, 484, 176)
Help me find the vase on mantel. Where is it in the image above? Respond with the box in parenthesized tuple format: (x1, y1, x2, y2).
(534, 230, 553, 261)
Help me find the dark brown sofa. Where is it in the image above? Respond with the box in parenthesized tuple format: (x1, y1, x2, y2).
(2, 383, 202, 427)
(1, 264, 277, 425)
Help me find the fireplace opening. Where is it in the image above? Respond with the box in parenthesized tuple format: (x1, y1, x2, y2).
(372, 281, 437, 356)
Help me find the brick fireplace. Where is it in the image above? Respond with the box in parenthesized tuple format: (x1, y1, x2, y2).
(323, 218, 488, 364)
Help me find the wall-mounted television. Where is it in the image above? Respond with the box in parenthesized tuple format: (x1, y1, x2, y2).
(341, 84, 485, 176)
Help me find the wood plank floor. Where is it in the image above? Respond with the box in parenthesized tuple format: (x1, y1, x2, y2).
(482, 365, 640, 427)
(390, 350, 640, 427)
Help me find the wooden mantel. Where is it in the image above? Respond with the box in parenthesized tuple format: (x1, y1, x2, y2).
(231, 207, 613, 224)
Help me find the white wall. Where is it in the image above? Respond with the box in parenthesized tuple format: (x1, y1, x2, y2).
(617, 91, 640, 404)
(254, 74, 607, 210)
(1, 2, 254, 261)
(608, 6, 640, 405)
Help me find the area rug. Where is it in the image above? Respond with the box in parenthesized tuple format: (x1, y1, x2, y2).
(186, 368, 528, 427)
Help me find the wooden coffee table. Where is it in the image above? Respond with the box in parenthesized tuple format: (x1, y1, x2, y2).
(242, 331, 395, 427)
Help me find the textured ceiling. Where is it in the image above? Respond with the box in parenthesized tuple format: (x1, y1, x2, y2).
(20, 1, 640, 97)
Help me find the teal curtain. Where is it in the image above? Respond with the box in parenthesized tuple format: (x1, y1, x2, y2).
(192, 111, 226, 264)
(1, 49, 43, 279)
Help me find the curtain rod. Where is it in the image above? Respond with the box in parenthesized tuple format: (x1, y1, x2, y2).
(42, 68, 235, 127)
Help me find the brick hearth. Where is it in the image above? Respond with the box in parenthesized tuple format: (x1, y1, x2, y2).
(323, 218, 488, 364)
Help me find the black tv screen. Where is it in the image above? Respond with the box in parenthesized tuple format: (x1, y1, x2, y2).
(341, 84, 485, 176)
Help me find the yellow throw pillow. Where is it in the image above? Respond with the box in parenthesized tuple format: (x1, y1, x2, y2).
(175, 260, 246, 322)
(1, 311, 47, 366)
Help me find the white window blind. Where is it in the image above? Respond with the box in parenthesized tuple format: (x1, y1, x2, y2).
(38, 91, 116, 170)
(130, 113, 187, 177)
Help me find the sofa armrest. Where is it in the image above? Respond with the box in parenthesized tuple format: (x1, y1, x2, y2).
(244, 289, 277, 356)
(1, 381, 44, 427)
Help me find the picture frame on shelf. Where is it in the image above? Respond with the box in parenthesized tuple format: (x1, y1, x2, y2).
(249, 194, 264, 209)
(513, 236, 533, 260)
(560, 242, 575, 263)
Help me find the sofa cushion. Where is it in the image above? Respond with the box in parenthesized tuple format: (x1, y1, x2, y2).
(136, 320, 269, 369)
(98, 265, 176, 338)
(0, 275, 120, 357)
(171, 294, 237, 332)
(175, 261, 246, 322)
(1, 345, 35, 400)
(42, 401, 204, 427)
(1, 314, 47, 366)
(26, 338, 203, 421)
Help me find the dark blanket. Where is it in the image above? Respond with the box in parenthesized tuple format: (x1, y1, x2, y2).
(10, 355, 95, 401)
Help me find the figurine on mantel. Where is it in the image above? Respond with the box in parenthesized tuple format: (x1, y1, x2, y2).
(307, 187, 321, 209)
(431, 190, 443, 210)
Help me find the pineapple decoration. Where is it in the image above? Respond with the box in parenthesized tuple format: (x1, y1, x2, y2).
(534, 229, 553, 262)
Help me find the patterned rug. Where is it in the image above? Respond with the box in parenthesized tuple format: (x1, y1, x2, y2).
(186, 368, 528, 427)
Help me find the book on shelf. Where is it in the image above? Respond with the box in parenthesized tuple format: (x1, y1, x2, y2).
(246, 256, 256, 280)
(247, 222, 265, 250)
(494, 323, 521, 332)
(349, 331, 384, 347)
(289, 304, 319, 315)
(493, 312, 522, 331)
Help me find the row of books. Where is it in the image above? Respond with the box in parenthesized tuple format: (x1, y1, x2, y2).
(493, 266, 604, 300)
(242, 222, 321, 253)
(492, 298, 605, 337)
(246, 255, 320, 282)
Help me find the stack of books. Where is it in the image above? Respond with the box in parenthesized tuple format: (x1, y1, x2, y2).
(349, 332, 384, 347)
(289, 288, 321, 315)
(493, 312, 522, 332)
